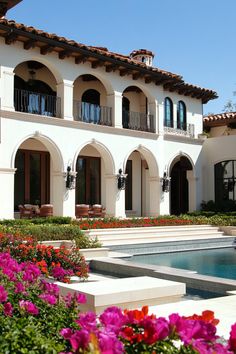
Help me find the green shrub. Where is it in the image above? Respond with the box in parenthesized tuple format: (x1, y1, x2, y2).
(0, 224, 101, 249)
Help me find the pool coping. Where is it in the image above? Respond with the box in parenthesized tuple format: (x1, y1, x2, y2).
(90, 256, 236, 296)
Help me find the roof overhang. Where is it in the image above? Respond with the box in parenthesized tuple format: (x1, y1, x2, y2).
(0, 1, 22, 17)
(0, 17, 218, 103)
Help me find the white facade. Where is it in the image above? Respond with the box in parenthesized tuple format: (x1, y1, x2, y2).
(0, 20, 215, 219)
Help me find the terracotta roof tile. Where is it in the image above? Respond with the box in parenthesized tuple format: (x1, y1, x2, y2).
(203, 112, 236, 127)
(0, 18, 217, 102)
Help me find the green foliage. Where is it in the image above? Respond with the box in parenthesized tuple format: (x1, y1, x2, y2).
(0, 224, 101, 249)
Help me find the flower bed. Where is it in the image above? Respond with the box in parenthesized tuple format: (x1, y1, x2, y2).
(74, 216, 195, 230)
(0, 252, 236, 353)
(0, 233, 88, 282)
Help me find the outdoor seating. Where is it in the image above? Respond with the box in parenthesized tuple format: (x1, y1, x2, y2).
(39, 204, 53, 217)
(89, 204, 106, 218)
(18, 204, 33, 218)
(75, 204, 91, 218)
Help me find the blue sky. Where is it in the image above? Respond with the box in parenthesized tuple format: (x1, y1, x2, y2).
(8, 0, 236, 115)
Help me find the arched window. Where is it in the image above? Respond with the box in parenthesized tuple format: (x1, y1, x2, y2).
(177, 101, 186, 130)
(215, 160, 236, 207)
(164, 97, 173, 127)
(122, 96, 130, 128)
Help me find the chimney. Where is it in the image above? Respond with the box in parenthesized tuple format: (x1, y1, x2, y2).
(130, 49, 155, 67)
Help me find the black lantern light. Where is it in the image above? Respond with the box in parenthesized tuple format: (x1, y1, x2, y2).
(161, 172, 171, 193)
(66, 166, 76, 190)
(117, 168, 127, 190)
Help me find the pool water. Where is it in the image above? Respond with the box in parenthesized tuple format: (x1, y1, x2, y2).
(130, 247, 236, 280)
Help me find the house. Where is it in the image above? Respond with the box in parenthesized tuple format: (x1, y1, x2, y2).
(202, 112, 236, 208)
(0, 1, 217, 219)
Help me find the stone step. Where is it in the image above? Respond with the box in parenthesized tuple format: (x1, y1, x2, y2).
(97, 230, 224, 241)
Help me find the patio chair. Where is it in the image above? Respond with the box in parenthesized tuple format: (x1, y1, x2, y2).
(19, 204, 33, 219)
(89, 204, 106, 218)
(75, 204, 91, 218)
(39, 204, 53, 217)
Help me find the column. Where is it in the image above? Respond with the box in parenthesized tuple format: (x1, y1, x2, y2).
(157, 99, 164, 135)
(56, 80, 74, 120)
(149, 176, 161, 216)
(148, 100, 158, 133)
(106, 91, 123, 128)
(105, 174, 117, 216)
(0, 66, 15, 111)
(187, 171, 198, 212)
(0, 168, 16, 219)
(51, 171, 76, 217)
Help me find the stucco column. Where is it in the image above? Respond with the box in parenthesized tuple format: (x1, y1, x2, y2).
(104, 174, 117, 216)
(187, 171, 197, 212)
(106, 91, 123, 128)
(0, 66, 15, 111)
(57, 80, 74, 120)
(149, 176, 160, 216)
(51, 171, 76, 217)
(158, 100, 164, 135)
(148, 100, 158, 133)
(0, 168, 16, 219)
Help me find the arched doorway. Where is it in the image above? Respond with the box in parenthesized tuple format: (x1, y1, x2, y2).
(170, 156, 193, 215)
(14, 139, 50, 210)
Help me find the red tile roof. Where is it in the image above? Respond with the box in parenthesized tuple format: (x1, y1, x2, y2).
(0, 18, 218, 103)
(203, 112, 236, 127)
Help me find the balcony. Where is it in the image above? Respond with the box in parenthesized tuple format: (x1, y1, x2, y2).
(14, 88, 61, 118)
(123, 110, 155, 133)
(73, 101, 112, 126)
(164, 121, 195, 138)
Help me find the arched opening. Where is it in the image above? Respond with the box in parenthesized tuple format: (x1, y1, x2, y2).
(122, 86, 154, 132)
(122, 96, 130, 128)
(73, 74, 112, 126)
(14, 138, 51, 210)
(14, 60, 60, 117)
(164, 97, 173, 128)
(177, 100, 187, 130)
(124, 148, 159, 217)
(170, 156, 193, 215)
(75, 142, 114, 211)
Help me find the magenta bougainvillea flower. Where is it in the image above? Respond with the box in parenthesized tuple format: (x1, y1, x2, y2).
(19, 300, 39, 315)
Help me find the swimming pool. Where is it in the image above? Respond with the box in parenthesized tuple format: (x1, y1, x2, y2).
(129, 248, 236, 280)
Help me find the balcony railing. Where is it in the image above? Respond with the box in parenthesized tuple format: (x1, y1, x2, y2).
(14, 88, 61, 118)
(123, 110, 155, 133)
(74, 101, 112, 126)
(164, 121, 195, 138)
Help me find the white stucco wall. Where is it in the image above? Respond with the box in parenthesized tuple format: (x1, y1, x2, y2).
(0, 38, 206, 219)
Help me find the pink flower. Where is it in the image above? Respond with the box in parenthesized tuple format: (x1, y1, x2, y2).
(99, 307, 127, 334)
(0, 285, 8, 302)
(98, 331, 124, 354)
(75, 293, 86, 304)
(228, 323, 236, 352)
(60, 329, 90, 351)
(39, 293, 57, 305)
(3, 302, 13, 316)
(40, 279, 60, 296)
(19, 300, 39, 315)
(76, 312, 97, 332)
(14, 282, 26, 294)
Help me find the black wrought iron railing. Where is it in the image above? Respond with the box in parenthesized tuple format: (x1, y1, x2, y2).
(164, 120, 195, 138)
(122, 110, 155, 133)
(14, 88, 61, 118)
(74, 100, 112, 126)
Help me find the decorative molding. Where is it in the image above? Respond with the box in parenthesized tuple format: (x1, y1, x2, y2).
(0, 167, 17, 174)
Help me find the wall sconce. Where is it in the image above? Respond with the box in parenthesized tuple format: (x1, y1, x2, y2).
(65, 166, 77, 190)
(161, 172, 171, 193)
(117, 168, 128, 190)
